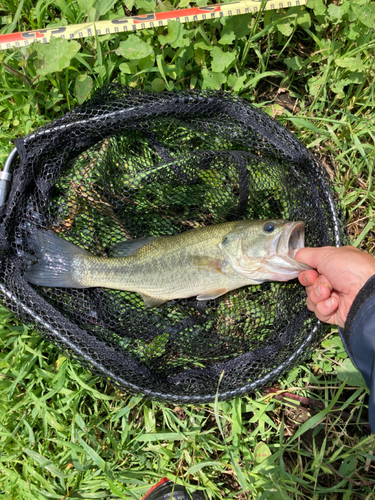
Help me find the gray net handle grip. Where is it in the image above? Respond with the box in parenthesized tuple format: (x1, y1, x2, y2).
(0, 113, 98, 208)
(0, 147, 17, 207)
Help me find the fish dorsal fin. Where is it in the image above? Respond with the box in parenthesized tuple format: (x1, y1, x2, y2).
(109, 236, 157, 257)
(141, 293, 167, 308)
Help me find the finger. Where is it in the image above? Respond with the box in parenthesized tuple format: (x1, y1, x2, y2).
(314, 294, 339, 322)
(309, 276, 332, 304)
(306, 293, 339, 324)
(306, 295, 317, 312)
(298, 269, 319, 287)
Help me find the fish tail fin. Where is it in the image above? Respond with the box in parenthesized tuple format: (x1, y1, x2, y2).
(24, 230, 92, 288)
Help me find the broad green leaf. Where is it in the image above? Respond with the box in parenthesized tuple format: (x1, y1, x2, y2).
(284, 366, 301, 385)
(158, 21, 191, 48)
(336, 358, 367, 389)
(347, 23, 361, 40)
(138, 54, 155, 70)
(116, 36, 153, 60)
(335, 57, 365, 72)
(351, 2, 375, 27)
(194, 47, 206, 66)
(178, 0, 190, 7)
(285, 56, 303, 71)
(75, 74, 93, 104)
(308, 74, 325, 96)
(306, 0, 326, 16)
(201, 68, 226, 90)
(77, 0, 95, 11)
(134, 0, 155, 12)
(339, 456, 355, 476)
(119, 62, 135, 74)
(155, 0, 174, 12)
(92, 0, 117, 19)
(287, 6, 311, 28)
(327, 3, 349, 21)
(194, 40, 212, 51)
(211, 46, 235, 73)
(219, 30, 236, 46)
(151, 78, 166, 92)
(277, 18, 295, 37)
(227, 74, 247, 92)
(254, 442, 272, 464)
(347, 71, 363, 84)
(219, 13, 252, 45)
(321, 335, 344, 351)
(34, 38, 80, 76)
(54, 0, 75, 22)
(296, 10, 311, 27)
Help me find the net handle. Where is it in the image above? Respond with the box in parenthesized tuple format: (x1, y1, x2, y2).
(0, 147, 17, 207)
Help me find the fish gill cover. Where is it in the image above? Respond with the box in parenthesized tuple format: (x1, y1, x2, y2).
(0, 85, 346, 402)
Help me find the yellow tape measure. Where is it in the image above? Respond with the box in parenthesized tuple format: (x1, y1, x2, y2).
(0, 0, 307, 51)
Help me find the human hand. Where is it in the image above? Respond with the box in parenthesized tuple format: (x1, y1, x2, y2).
(295, 246, 375, 328)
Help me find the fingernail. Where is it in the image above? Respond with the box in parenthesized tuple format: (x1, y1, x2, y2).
(325, 297, 332, 307)
(316, 285, 321, 297)
(304, 274, 312, 285)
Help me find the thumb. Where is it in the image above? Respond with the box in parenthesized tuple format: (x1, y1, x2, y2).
(295, 247, 336, 270)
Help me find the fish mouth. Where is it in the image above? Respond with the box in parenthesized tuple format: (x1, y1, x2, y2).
(271, 221, 312, 271)
(286, 221, 305, 259)
(268, 221, 306, 258)
(274, 220, 311, 271)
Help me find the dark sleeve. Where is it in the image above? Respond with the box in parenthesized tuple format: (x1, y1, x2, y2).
(339, 275, 375, 433)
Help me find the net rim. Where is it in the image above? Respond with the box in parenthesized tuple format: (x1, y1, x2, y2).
(0, 87, 344, 403)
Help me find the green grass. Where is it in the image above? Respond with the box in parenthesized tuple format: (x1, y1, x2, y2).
(1, 0, 375, 498)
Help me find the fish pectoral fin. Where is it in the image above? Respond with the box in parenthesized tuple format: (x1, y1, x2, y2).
(141, 293, 167, 309)
(109, 236, 157, 257)
(189, 256, 226, 274)
(197, 288, 228, 301)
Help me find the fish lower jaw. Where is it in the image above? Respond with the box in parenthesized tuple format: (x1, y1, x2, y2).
(256, 255, 311, 281)
(263, 269, 302, 282)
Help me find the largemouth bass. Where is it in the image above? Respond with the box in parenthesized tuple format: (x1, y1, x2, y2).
(24, 219, 311, 308)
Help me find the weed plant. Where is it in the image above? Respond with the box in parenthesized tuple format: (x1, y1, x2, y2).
(1, 0, 375, 498)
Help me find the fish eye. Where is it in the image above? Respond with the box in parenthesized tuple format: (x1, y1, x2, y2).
(263, 222, 275, 233)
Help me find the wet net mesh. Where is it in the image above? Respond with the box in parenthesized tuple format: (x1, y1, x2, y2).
(0, 86, 346, 403)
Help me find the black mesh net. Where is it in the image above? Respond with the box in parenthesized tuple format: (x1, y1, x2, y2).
(0, 85, 346, 403)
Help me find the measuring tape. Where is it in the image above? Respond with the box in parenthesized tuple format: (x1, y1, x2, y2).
(0, 0, 306, 51)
